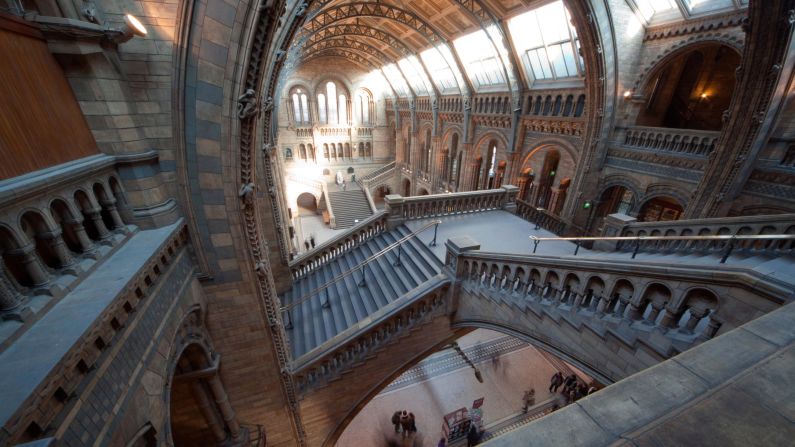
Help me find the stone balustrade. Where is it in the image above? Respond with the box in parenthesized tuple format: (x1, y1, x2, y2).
(622, 126, 720, 156)
(602, 213, 795, 255)
(385, 185, 519, 224)
(295, 127, 313, 138)
(0, 156, 135, 323)
(452, 248, 793, 360)
(291, 282, 449, 393)
(288, 211, 388, 280)
(515, 199, 568, 234)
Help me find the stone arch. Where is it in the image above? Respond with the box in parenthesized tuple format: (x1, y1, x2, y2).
(50, 198, 83, 254)
(19, 209, 62, 269)
(0, 223, 35, 287)
(633, 36, 744, 94)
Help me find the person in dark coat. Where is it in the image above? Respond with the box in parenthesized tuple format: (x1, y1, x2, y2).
(549, 371, 563, 393)
(467, 424, 480, 447)
(391, 411, 402, 433)
(563, 374, 577, 393)
(408, 412, 417, 433)
(399, 411, 411, 437)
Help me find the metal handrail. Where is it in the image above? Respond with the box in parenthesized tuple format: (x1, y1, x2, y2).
(529, 234, 795, 262)
(281, 219, 442, 311)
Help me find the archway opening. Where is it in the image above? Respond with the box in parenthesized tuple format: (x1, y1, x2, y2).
(169, 345, 223, 446)
(638, 196, 683, 222)
(402, 179, 411, 197)
(636, 44, 741, 131)
(296, 192, 318, 216)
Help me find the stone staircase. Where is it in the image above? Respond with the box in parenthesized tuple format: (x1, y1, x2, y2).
(327, 183, 373, 228)
(282, 225, 444, 359)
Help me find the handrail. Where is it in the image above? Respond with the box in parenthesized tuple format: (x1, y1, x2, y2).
(282, 219, 442, 311)
(289, 210, 387, 267)
(529, 234, 795, 262)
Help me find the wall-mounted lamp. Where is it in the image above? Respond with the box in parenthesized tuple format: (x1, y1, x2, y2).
(700, 92, 709, 100)
(623, 90, 633, 99)
(118, 14, 147, 43)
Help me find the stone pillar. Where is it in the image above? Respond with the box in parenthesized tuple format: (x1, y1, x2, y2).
(0, 260, 25, 311)
(86, 208, 111, 240)
(614, 296, 630, 318)
(645, 302, 665, 325)
(384, 194, 406, 229)
(659, 305, 684, 330)
(207, 374, 242, 442)
(682, 307, 709, 334)
(8, 244, 50, 286)
(501, 185, 519, 213)
(66, 218, 96, 254)
(189, 380, 227, 443)
(40, 230, 75, 268)
(100, 199, 126, 231)
(627, 301, 645, 321)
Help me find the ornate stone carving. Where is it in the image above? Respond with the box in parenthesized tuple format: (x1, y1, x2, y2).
(238, 183, 256, 207)
(81, 1, 99, 23)
(237, 89, 258, 120)
(261, 96, 274, 113)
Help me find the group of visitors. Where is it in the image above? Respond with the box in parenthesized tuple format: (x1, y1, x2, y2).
(436, 424, 480, 447)
(391, 410, 417, 437)
(302, 234, 316, 251)
(549, 371, 596, 404)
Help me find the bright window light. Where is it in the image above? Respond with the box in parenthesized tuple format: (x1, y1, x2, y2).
(398, 56, 432, 95)
(420, 46, 460, 92)
(634, 0, 678, 20)
(682, 0, 735, 13)
(508, 1, 583, 84)
(382, 64, 411, 97)
(453, 29, 506, 88)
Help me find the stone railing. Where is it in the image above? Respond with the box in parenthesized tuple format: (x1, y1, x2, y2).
(621, 126, 720, 157)
(521, 90, 586, 118)
(440, 96, 463, 113)
(355, 127, 373, 137)
(291, 280, 450, 393)
(358, 161, 396, 185)
(288, 211, 388, 280)
(318, 127, 350, 137)
(295, 127, 313, 138)
(472, 94, 512, 115)
(385, 185, 519, 224)
(515, 200, 568, 234)
(450, 245, 793, 376)
(601, 213, 795, 255)
(0, 155, 136, 328)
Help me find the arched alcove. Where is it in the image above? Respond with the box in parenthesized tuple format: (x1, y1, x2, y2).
(635, 43, 741, 131)
(638, 196, 684, 222)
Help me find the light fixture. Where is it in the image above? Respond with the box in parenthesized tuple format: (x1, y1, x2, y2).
(700, 92, 709, 99)
(118, 14, 148, 43)
(623, 90, 632, 99)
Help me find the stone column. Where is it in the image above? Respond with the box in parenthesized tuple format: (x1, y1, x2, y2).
(8, 244, 50, 286)
(645, 302, 665, 325)
(627, 301, 645, 321)
(682, 307, 709, 334)
(100, 199, 126, 231)
(207, 374, 242, 442)
(40, 230, 75, 268)
(0, 260, 25, 311)
(614, 296, 630, 318)
(189, 380, 227, 443)
(66, 218, 96, 254)
(85, 207, 111, 240)
(659, 305, 684, 331)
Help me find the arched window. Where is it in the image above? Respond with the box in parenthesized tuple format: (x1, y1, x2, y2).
(357, 92, 371, 125)
(318, 93, 327, 123)
(327, 82, 338, 124)
(291, 88, 310, 125)
(338, 94, 347, 125)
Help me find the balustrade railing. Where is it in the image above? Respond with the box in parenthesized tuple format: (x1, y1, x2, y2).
(295, 127, 312, 138)
(601, 213, 795, 256)
(288, 211, 388, 280)
(0, 155, 134, 320)
(358, 161, 396, 184)
(622, 126, 719, 156)
(516, 200, 567, 234)
(453, 249, 793, 351)
(291, 281, 449, 392)
(385, 186, 518, 222)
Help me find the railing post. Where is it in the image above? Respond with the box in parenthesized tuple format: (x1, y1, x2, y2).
(531, 237, 540, 253)
(632, 237, 641, 259)
(358, 264, 367, 287)
(393, 244, 402, 267)
(429, 222, 439, 247)
(574, 240, 581, 256)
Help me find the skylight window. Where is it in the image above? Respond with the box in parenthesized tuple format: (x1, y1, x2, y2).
(508, 1, 584, 85)
(682, 0, 735, 14)
(634, 0, 678, 20)
(398, 56, 432, 96)
(421, 46, 460, 92)
(453, 29, 507, 89)
(382, 64, 411, 97)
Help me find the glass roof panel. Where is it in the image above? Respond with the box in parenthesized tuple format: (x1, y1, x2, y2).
(453, 29, 507, 89)
(634, 0, 678, 20)
(381, 64, 411, 97)
(683, 0, 735, 14)
(421, 45, 462, 93)
(398, 56, 432, 95)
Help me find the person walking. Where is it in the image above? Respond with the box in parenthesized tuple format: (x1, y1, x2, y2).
(304, 240, 310, 251)
(563, 374, 577, 393)
(549, 371, 563, 393)
(399, 411, 411, 437)
(437, 438, 447, 447)
(391, 411, 402, 433)
(522, 388, 535, 413)
(467, 424, 480, 447)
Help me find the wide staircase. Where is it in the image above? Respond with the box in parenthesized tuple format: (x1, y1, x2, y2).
(282, 224, 444, 359)
(326, 182, 372, 228)
(281, 186, 795, 445)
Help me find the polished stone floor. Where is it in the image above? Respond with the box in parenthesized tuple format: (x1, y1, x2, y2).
(336, 329, 590, 447)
